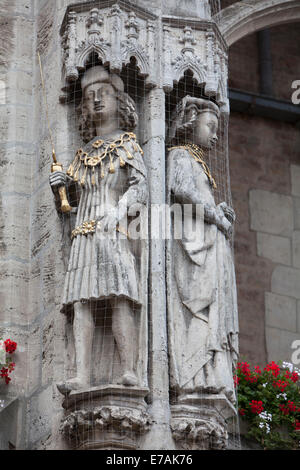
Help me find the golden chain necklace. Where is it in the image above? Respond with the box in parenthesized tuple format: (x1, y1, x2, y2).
(168, 143, 217, 189)
(67, 132, 143, 186)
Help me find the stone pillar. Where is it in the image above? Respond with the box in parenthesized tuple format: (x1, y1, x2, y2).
(139, 87, 175, 449)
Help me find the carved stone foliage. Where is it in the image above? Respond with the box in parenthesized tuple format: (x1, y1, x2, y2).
(171, 405, 228, 450)
(60, 385, 151, 450)
(61, 405, 152, 448)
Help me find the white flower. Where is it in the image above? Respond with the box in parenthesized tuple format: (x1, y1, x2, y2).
(259, 420, 271, 434)
(262, 383, 267, 388)
(260, 411, 272, 422)
(276, 393, 287, 400)
(283, 362, 294, 373)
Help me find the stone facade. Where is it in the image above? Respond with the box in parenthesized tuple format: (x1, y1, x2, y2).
(228, 22, 300, 366)
(0, 0, 300, 451)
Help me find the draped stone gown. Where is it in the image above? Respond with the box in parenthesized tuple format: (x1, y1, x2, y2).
(167, 147, 239, 403)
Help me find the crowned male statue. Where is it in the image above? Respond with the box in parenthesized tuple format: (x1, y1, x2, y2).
(167, 96, 239, 405)
(49, 66, 148, 394)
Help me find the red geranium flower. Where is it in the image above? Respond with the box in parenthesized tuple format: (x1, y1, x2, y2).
(4, 339, 17, 355)
(264, 361, 280, 378)
(250, 400, 264, 414)
(294, 420, 300, 430)
(291, 372, 299, 383)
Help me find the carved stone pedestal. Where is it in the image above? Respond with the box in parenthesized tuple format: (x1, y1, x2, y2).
(60, 385, 151, 450)
(171, 394, 236, 450)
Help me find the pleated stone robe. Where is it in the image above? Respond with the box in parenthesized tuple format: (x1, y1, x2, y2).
(167, 147, 239, 403)
(61, 133, 149, 387)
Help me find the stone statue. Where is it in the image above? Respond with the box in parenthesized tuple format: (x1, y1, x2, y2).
(167, 96, 239, 404)
(49, 66, 148, 394)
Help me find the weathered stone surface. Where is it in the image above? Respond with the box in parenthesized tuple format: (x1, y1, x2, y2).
(28, 386, 53, 446)
(1, 0, 32, 17)
(0, 260, 29, 325)
(0, 7, 15, 70)
(9, 17, 34, 70)
(0, 194, 30, 261)
(297, 300, 300, 334)
(0, 399, 23, 450)
(249, 189, 294, 237)
(30, 184, 59, 259)
(41, 316, 54, 387)
(271, 266, 300, 299)
(37, 1, 55, 55)
(292, 231, 300, 269)
(265, 292, 297, 332)
(24, 325, 41, 394)
(291, 164, 300, 197)
(294, 197, 300, 230)
(266, 326, 300, 364)
(257, 232, 291, 265)
(0, 146, 32, 194)
(6, 69, 33, 106)
(1, 104, 34, 143)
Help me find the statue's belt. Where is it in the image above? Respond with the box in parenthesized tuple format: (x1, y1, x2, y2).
(71, 219, 130, 240)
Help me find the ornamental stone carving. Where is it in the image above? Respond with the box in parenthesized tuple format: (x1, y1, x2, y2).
(171, 406, 228, 450)
(60, 1, 157, 96)
(162, 17, 229, 110)
(60, 1, 228, 110)
(60, 385, 151, 449)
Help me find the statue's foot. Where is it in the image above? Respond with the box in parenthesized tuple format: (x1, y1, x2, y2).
(56, 377, 87, 396)
(117, 371, 138, 387)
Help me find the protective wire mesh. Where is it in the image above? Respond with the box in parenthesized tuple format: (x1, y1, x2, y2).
(45, 0, 239, 451)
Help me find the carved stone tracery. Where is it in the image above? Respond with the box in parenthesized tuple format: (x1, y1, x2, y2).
(60, 1, 228, 109)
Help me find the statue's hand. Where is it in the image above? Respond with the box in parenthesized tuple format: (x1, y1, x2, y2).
(49, 171, 66, 189)
(215, 205, 232, 238)
(218, 202, 236, 224)
(97, 209, 119, 235)
(221, 215, 233, 239)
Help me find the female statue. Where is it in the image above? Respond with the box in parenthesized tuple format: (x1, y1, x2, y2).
(167, 96, 239, 404)
(49, 66, 148, 393)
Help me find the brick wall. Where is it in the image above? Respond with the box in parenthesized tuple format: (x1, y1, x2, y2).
(228, 24, 300, 366)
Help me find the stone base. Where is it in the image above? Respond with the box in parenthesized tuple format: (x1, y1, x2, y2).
(61, 385, 151, 450)
(171, 394, 237, 450)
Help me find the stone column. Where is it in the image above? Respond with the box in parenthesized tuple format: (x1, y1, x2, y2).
(139, 87, 175, 450)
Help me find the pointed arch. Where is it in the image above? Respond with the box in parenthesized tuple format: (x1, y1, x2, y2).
(216, 0, 300, 46)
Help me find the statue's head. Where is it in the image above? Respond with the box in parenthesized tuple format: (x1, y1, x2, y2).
(78, 65, 138, 142)
(168, 96, 220, 150)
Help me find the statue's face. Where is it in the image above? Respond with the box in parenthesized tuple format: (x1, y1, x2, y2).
(84, 81, 118, 124)
(193, 110, 218, 150)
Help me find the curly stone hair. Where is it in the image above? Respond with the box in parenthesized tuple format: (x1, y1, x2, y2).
(77, 89, 138, 143)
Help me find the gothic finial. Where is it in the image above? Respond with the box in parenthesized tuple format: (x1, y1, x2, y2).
(125, 12, 139, 42)
(86, 8, 103, 29)
(180, 26, 196, 50)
